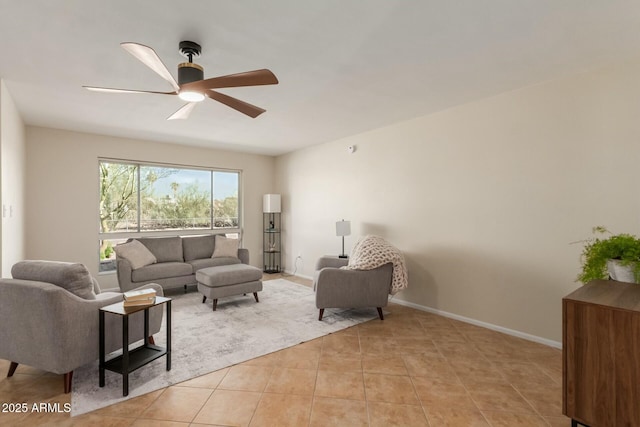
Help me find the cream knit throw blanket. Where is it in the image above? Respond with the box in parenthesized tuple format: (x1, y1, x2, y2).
(341, 235, 408, 295)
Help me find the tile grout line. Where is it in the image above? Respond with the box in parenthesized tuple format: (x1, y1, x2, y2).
(357, 326, 374, 427)
(133, 384, 168, 423)
(307, 341, 321, 427)
(185, 366, 232, 425)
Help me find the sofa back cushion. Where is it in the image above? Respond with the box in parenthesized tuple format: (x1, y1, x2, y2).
(137, 236, 184, 263)
(182, 235, 215, 261)
(11, 260, 97, 300)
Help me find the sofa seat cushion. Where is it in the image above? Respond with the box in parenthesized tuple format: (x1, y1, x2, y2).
(11, 260, 97, 300)
(188, 257, 241, 272)
(196, 264, 263, 288)
(137, 236, 184, 263)
(182, 235, 215, 261)
(132, 262, 193, 283)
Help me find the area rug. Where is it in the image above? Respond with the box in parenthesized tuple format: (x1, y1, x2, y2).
(71, 278, 377, 416)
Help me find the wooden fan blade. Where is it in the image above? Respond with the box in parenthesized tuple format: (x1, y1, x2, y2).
(182, 69, 278, 92)
(206, 90, 266, 118)
(121, 42, 180, 92)
(167, 103, 197, 120)
(84, 86, 177, 95)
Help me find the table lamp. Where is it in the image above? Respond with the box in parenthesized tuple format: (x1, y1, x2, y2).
(336, 220, 351, 258)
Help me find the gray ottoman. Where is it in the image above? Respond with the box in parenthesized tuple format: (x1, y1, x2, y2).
(196, 264, 263, 311)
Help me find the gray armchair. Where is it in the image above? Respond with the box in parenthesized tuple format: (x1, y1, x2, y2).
(313, 256, 393, 321)
(0, 261, 163, 393)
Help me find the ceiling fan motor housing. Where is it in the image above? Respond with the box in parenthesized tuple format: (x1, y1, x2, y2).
(178, 62, 203, 85)
(178, 40, 203, 85)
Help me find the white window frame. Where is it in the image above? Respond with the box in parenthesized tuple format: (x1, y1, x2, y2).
(98, 158, 243, 273)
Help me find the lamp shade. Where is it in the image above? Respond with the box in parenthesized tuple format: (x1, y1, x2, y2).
(336, 220, 351, 237)
(263, 194, 281, 213)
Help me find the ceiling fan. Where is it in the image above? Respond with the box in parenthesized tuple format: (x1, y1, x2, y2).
(84, 41, 278, 119)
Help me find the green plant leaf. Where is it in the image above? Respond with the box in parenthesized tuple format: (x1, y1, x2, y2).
(576, 227, 640, 284)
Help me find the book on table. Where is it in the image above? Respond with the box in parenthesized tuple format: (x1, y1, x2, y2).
(123, 288, 156, 301)
(123, 296, 156, 307)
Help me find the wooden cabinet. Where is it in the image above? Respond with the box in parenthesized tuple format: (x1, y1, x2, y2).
(563, 280, 640, 426)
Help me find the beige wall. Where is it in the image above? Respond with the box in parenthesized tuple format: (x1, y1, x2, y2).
(275, 59, 640, 343)
(0, 80, 26, 276)
(26, 127, 276, 289)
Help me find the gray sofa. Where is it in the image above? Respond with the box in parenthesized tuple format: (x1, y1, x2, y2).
(0, 260, 163, 393)
(314, 256, 393, 321)
(116, 234, 250, 292)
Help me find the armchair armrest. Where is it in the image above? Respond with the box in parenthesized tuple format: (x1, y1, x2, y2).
(315, 256, 349, 270)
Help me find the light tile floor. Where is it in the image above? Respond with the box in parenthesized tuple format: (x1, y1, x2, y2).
(0, 274, 571, 426)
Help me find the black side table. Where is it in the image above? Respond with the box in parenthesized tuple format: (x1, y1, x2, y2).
(99, 296, 171, 396)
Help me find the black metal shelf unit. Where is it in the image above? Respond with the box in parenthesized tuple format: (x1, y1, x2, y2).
(263, 212, 281, 273)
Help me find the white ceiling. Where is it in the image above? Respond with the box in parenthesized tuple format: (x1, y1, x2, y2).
(1, 1, 640, 156)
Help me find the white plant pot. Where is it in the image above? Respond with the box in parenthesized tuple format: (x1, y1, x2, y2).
(606, 259, 639, 283)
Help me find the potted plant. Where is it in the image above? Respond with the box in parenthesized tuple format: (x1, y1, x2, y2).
(576, 226, 640, 284)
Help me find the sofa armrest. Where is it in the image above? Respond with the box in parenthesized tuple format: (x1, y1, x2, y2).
(314, 263, 393, 309)
(315, 256, 349, 270)
(238, 248, 250, 265)
(116, 257, 135, 292)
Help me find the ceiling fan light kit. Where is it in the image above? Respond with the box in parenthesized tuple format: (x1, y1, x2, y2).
(83, 40, 278, 120)
(178, 91, 205, 102)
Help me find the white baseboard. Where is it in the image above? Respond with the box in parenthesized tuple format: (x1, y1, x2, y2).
(390, 298, 562, 349)
(279, 271, 561, 349)
(283, 270, 313, 280)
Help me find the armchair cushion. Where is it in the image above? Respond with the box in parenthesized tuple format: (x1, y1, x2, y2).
(114, 239, 157, 270)
(11, 260, 96, 300)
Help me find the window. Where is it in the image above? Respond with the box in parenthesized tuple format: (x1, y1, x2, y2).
(99, 160, 241, 272)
